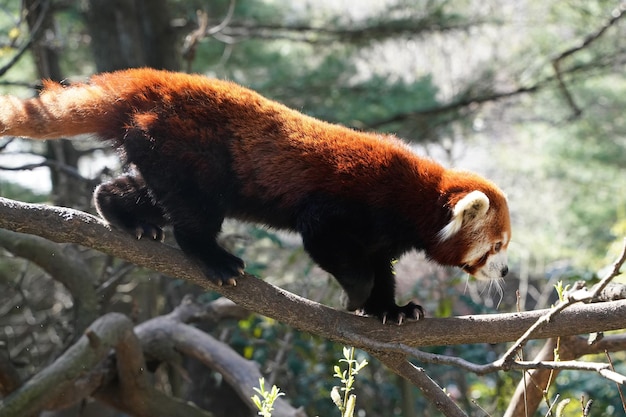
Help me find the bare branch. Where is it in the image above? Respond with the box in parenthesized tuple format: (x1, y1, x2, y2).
(0, 0, 50, 77)
(0, 313, 134, 416)
(590, 237, 626, 299)
(210, 15, 495, 45)
(551, 2, 626, 118)
(0, 197, 625, 350)
(182, 1, 237, 70)
(205, 0, 236, 36)
(508, 360, 625, 384)
(553, 2, 626, 63)
(0, 159, 87, 181)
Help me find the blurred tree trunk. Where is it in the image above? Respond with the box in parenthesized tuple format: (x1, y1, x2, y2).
(24, 0, 87, 208)
(83, 0, 181, 72)
(24, 0, 61, 79)
(22, 0, 182, 204)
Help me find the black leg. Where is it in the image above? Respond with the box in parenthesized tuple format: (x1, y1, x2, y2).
(155, 190, 245, 286)
(112, 125, 243, 285)
(361, 258, 424, 324)
(297, 198, 422, 324)
(95, 172, 244, 286)
(297, 201, 379, 315)
(172, 223, 245, 286)
(303, 235, 375, 312)
(297, 201, 374, 311)
(94, 172, 166, 241)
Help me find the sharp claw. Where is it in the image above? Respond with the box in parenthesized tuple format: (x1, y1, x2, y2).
(397, 313, 405, 325)
(226, 277, 237, 286)
(381, 314, 387, 325)
(135, 226, 144, 240)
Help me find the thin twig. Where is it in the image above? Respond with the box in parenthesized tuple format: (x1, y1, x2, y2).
(551, 2, 626, 119)
(0, 0, 50, 77)
(589, 238, 626, 299)
(373, 352, 468, 417)
(606, 351, 626, 412)
(343, 334, 626, 385)
(206, 0, 236, 36)
(0, 160, 87, 181)
(498, 239, 626, 367)
(182, 0, 237, 70)
(552, 2, 626, 63)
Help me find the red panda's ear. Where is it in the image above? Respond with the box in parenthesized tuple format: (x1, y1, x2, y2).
(438, 191, 490, 241)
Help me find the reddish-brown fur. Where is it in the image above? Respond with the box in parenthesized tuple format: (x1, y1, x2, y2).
(0, 68, 511, 323)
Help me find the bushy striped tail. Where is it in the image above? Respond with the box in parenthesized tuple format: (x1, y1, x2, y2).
(0, 80, 114, 140)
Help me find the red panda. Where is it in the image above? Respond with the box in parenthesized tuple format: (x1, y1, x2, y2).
(0, 68, 511, 323)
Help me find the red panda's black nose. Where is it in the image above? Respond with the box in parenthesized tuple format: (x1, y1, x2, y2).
(501, 266, 509, 277)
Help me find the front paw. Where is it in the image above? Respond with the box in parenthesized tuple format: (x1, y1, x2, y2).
(363, 302, 424, 325)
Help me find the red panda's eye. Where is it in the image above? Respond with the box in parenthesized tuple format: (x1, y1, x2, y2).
(494, 242, 502, 253)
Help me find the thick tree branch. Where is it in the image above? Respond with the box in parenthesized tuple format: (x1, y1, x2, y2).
(0, 313, 216, 417)
(1, 197, 625, 349)
(135, 299, 305, 417)
(0, 313, 128, 416)
(499, 239, 626, 368)
(1, 197, 625, 416)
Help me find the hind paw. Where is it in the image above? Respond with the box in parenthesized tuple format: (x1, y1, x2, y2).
(196, 255, 246, 287)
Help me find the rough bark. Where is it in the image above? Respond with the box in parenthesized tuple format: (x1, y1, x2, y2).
(0, 197, 625, 349)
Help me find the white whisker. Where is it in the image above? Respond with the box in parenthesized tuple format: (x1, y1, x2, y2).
(490, 278, 505, 308)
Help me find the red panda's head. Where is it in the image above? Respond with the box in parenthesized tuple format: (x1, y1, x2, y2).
(429, 183, 511, 281)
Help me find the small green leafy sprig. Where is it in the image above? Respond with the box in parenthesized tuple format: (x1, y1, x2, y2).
(331, 346, 369, 417)
(252, 377, 284, 417)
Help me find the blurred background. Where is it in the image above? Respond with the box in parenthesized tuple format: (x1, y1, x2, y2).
(0, 1, 625, 416)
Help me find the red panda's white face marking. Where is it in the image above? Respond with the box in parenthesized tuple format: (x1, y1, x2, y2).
(437, 190, 511, 281)
(461, 231, 510, 280)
